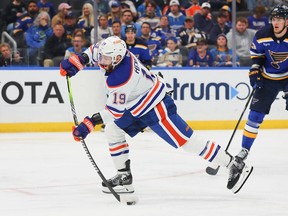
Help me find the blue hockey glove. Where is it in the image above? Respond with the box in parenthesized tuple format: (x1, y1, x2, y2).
(249, 67, 263, 89)
(72, 116, 96, 141)
(60, 54, 85, 77)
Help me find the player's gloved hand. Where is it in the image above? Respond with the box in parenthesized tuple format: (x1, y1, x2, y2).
(249, 67, 263, 89)
(72, 116, 96, 141)
(60, 54, 85, 77)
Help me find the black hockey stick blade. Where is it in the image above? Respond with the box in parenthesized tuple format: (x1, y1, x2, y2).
(66, 76, 138, 205)
(206, 165, 220, 175)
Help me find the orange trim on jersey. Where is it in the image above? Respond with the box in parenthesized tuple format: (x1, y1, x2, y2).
(109, 144, 128, 152)
(243, 130, 258, 138)
(132, 80, 160, 115)
(204, 142, 215, 160)
(156, 102, 187, 146)
(105, 105, 123, 118)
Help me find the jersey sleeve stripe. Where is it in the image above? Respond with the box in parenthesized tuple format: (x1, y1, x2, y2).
(105, 105, 124, 119)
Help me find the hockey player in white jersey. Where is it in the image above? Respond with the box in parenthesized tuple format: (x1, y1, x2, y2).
(60, 36, 250, 194)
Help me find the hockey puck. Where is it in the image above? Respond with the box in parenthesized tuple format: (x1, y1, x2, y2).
(126, 201, 136, 205)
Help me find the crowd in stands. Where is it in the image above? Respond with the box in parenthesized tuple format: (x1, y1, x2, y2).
(0, 0, 277, 67)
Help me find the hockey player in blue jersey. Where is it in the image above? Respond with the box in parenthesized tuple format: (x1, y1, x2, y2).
(59, 36, 251, 194)
(227, 4, 288, 190)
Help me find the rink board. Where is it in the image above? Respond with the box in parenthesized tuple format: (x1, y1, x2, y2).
(0, 68, 287, 132)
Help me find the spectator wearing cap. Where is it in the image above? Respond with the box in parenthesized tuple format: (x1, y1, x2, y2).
(37, 0, 56, 19)
(121, 10, 142, 38)
(193, 2, 213, 36)
(13, 0, 39, 48)
(208, 12, 230, 45)
(90, 15, 112, 44)
(64, 12, 80, 41)
(185, 0, 201, 16)
(140, 22, 162, 66)
(51, 2, 71, 27)
(119, 0, 137, 18)
(247, 5, 269, 31)
(157, 36, 183, 67)
(210, 34, 239, 67)
(153, 15, 177, 48)
(136, 0, 161, 29)
(137, 0, 162, 18)
(177, 16, 207, 49)
(78, 3, 94, 38)
(124, 24, 152, 69)
(187, 39, 214, 67)
(108, 1, 121, 26)
(162, 0, 186, 16)
(167, 0, 186, 31)
(219, 5, 232, 28)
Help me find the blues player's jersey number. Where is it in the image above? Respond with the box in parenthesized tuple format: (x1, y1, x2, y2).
(113, 92, 126, 104)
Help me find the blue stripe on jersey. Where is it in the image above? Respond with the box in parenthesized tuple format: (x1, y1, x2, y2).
(106, 105, 125, 115)
(110, 150, 129, 157)
(209, 145, 221, 162)
(136, 83, 165, 117)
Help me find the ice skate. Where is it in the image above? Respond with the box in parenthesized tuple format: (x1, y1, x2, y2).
(102, 160, 134, 194)
(227, 149, 253, 193)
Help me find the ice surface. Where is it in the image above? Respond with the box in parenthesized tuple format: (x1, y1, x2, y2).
(0, 129, 287, 216)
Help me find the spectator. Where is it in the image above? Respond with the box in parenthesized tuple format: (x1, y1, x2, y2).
(124, 24, 152, 69)
(72, 28, 89, 47)
(90, 15, 112, 44)
(185, 0, 201, 16)
(121, 10, 142, 38)
(107, 1, 121, 26)
(77, 3, 94, 38)
(12, 0, 39, 48)
(208, 12, 230, 45)
(43, 23, 71, 67)
(247, 6, 269, 31)
(37, 0, 55, 19)
(25, 11, 53, 65)
(136, 0, 161, 29)
(226, 17, 256, 58)
(167, 0, 186, 31)
(187, 39, 214, 67)
(4, 0, 27, 34)
(162, 0, 187, 16)
(246, 0, 269, 12)
(51, 2, 71, 27)
(137, 0, 162, 18)
(64, 12, 80, 41)
(0, 43, 22, 66)
(119, 0, 138, 18)
(177, 16, 207, 49)
(111, 20, 122, 38)
(219, 5, 232, 28)
(152, 15, 177, 48)
(64, 34, 87, 59)
(210, 34, 239, 67)
(140, 22, 162, 66)
(157, 36, 183, 67)
(193, 2, 213, 35)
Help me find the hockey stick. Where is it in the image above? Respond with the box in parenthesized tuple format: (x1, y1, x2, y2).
(206, 88, 256, 175)
(66, 76, 138, 205)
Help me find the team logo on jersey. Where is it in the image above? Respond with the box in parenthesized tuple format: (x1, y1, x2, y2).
(269, 50, 288, 69)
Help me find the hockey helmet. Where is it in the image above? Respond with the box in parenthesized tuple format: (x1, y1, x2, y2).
(98, 36, 127, 69)
(270, 4, 288, 19)
(125, 24, 137, 33)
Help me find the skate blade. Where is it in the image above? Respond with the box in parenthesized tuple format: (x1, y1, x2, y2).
(231, 166, 253, 194)
(102, 184, 135, 194)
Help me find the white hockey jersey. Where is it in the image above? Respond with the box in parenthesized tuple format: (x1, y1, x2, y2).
(83, 45, 167, 123)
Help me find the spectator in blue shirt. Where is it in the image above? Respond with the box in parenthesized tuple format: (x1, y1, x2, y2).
(37, 0, 55, 19)
(187, 39, 214, 67)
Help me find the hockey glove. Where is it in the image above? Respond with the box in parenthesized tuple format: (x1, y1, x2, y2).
(249, 67, 263, 89)
(60, 54, 85, 77)
(72, 116, 96, 141)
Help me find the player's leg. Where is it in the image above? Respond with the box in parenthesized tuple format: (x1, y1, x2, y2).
(102, 122, 134, 193)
